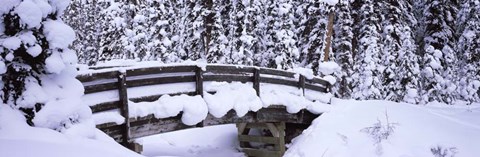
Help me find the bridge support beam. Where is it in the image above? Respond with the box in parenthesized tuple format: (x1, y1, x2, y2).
(236, 122, 286, 157)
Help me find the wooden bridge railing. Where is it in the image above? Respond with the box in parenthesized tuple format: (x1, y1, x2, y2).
(77, 64, 331, 148)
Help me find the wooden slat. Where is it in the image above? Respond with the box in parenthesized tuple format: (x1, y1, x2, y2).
(242, 148, 282, 157)
(308, 77, 331, 87)
(259, 68, 296, 78)
(260, 77, 298, 87)
(203, 75, 252, 83)
(84, 83, 117, 94)
(77, 71, 118, 82)
(205, 65, 255, 74)
(126, 75, 195, 88)
(238, 135, 280, 144)
(305, 84, 328, 93)
(126, 65, 196, 77)
(128, 91, 197, 103)
(90, 101, 119, 113)
(98, 124, 124, 142)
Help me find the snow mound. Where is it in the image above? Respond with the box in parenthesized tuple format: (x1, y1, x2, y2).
(285, 99, 480, 157)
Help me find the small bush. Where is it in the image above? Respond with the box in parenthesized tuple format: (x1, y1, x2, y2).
(431, 145, 458, 157)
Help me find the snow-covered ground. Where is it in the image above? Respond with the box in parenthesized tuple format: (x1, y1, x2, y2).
(2, 99, 479, 157)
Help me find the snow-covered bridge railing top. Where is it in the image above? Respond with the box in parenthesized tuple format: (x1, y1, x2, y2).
(77, 64, 332, 146)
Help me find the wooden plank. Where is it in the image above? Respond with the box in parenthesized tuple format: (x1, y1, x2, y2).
(205, 65, 255, 74)
(126, 65, 196, 77)
(196, 67, 203, 96)
(117, 72, 130, 146)
(77, 71, 118, 82)
(308, 77, 331, 88)
(98, 124, 124, 143)
(256, 106, 302, 123)
(90, 101, 119, 113)
(253, 68, 260, 96)
(305, 83, 328, 93)
(203, 75, 252, 83)
(126, 75, 195, 88)
(259, 68, 296, 78)
(242, 148, 282, 157)
(266, 123, 280, 137)
(236, 123, 247, 134)
(128, 91, 197, 103)
(238, 135, 280, 144)
(84, 82, 117, 94)
(260, 77, 298, 87)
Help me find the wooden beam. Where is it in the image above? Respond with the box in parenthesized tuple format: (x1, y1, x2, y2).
(195, 67, 204, 97)
(117, 71, 130, 146)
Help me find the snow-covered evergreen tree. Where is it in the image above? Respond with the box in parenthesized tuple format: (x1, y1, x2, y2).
(65, 0, 100, 65)
(1, 0, 93, 134)
(456, 0, 480, 103)
(351, 0, 383, 100)
(297, 1, 331, 74)
(419, 0, 459, 104)
(266, 0, 299, 70)
(97, 0, 129, 61)
(332, 0, 354, 99)
(379, 0, 420, 103)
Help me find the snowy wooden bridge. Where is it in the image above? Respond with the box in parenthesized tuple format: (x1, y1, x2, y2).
(77, 64, 331, 157)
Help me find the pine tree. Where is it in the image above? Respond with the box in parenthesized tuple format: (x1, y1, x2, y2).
(379, 0, 420, 103)
(419, 0, 459, 104)
(351, 0, 383, 100)
(97, 0, 129, 61)
(457, 0, 480, 103)
(266, 0, 299, 70)
(1, 0, 91, 131)
(332, 0, 354, 99)
(65, 0, 100, 65)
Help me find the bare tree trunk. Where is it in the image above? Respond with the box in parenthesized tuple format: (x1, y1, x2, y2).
(323, 11, 335, 62)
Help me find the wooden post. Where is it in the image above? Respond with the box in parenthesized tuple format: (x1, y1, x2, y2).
(323, 11, 335, 62)
(195, 67, 204, 97)
(195, 67, 204, 127)
(117, 71, 130, 147)
(253, 68, 260, 96)
(298, 75, 305, 96)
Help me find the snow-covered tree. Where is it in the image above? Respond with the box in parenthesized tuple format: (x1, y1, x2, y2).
(1, 0, 93, 134)
(351, 0, 383, 100)
(97, 0, 129, 61)
(297, 1, 331, 74)
(266, 0, 299, 70)
(456, 0, 480, 103)
(419, 0, 459, 104)
(379, 0, 420, 103)
(332, 0, 354, 99)
(65, 0, 100, 65)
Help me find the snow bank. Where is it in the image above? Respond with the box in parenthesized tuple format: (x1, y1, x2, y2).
(285, 99, 480, 157)
(0, 104, 142, 157)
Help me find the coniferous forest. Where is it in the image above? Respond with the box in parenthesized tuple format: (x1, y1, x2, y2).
(64, 0, 480, 105)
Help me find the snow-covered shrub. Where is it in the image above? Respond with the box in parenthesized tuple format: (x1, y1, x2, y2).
(431, 145, 458, 157)
(360, 111, 398, 154)
(1, 0, 93, 136)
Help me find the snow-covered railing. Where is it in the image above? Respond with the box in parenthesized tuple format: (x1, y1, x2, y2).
(77, 64, 331, 145)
